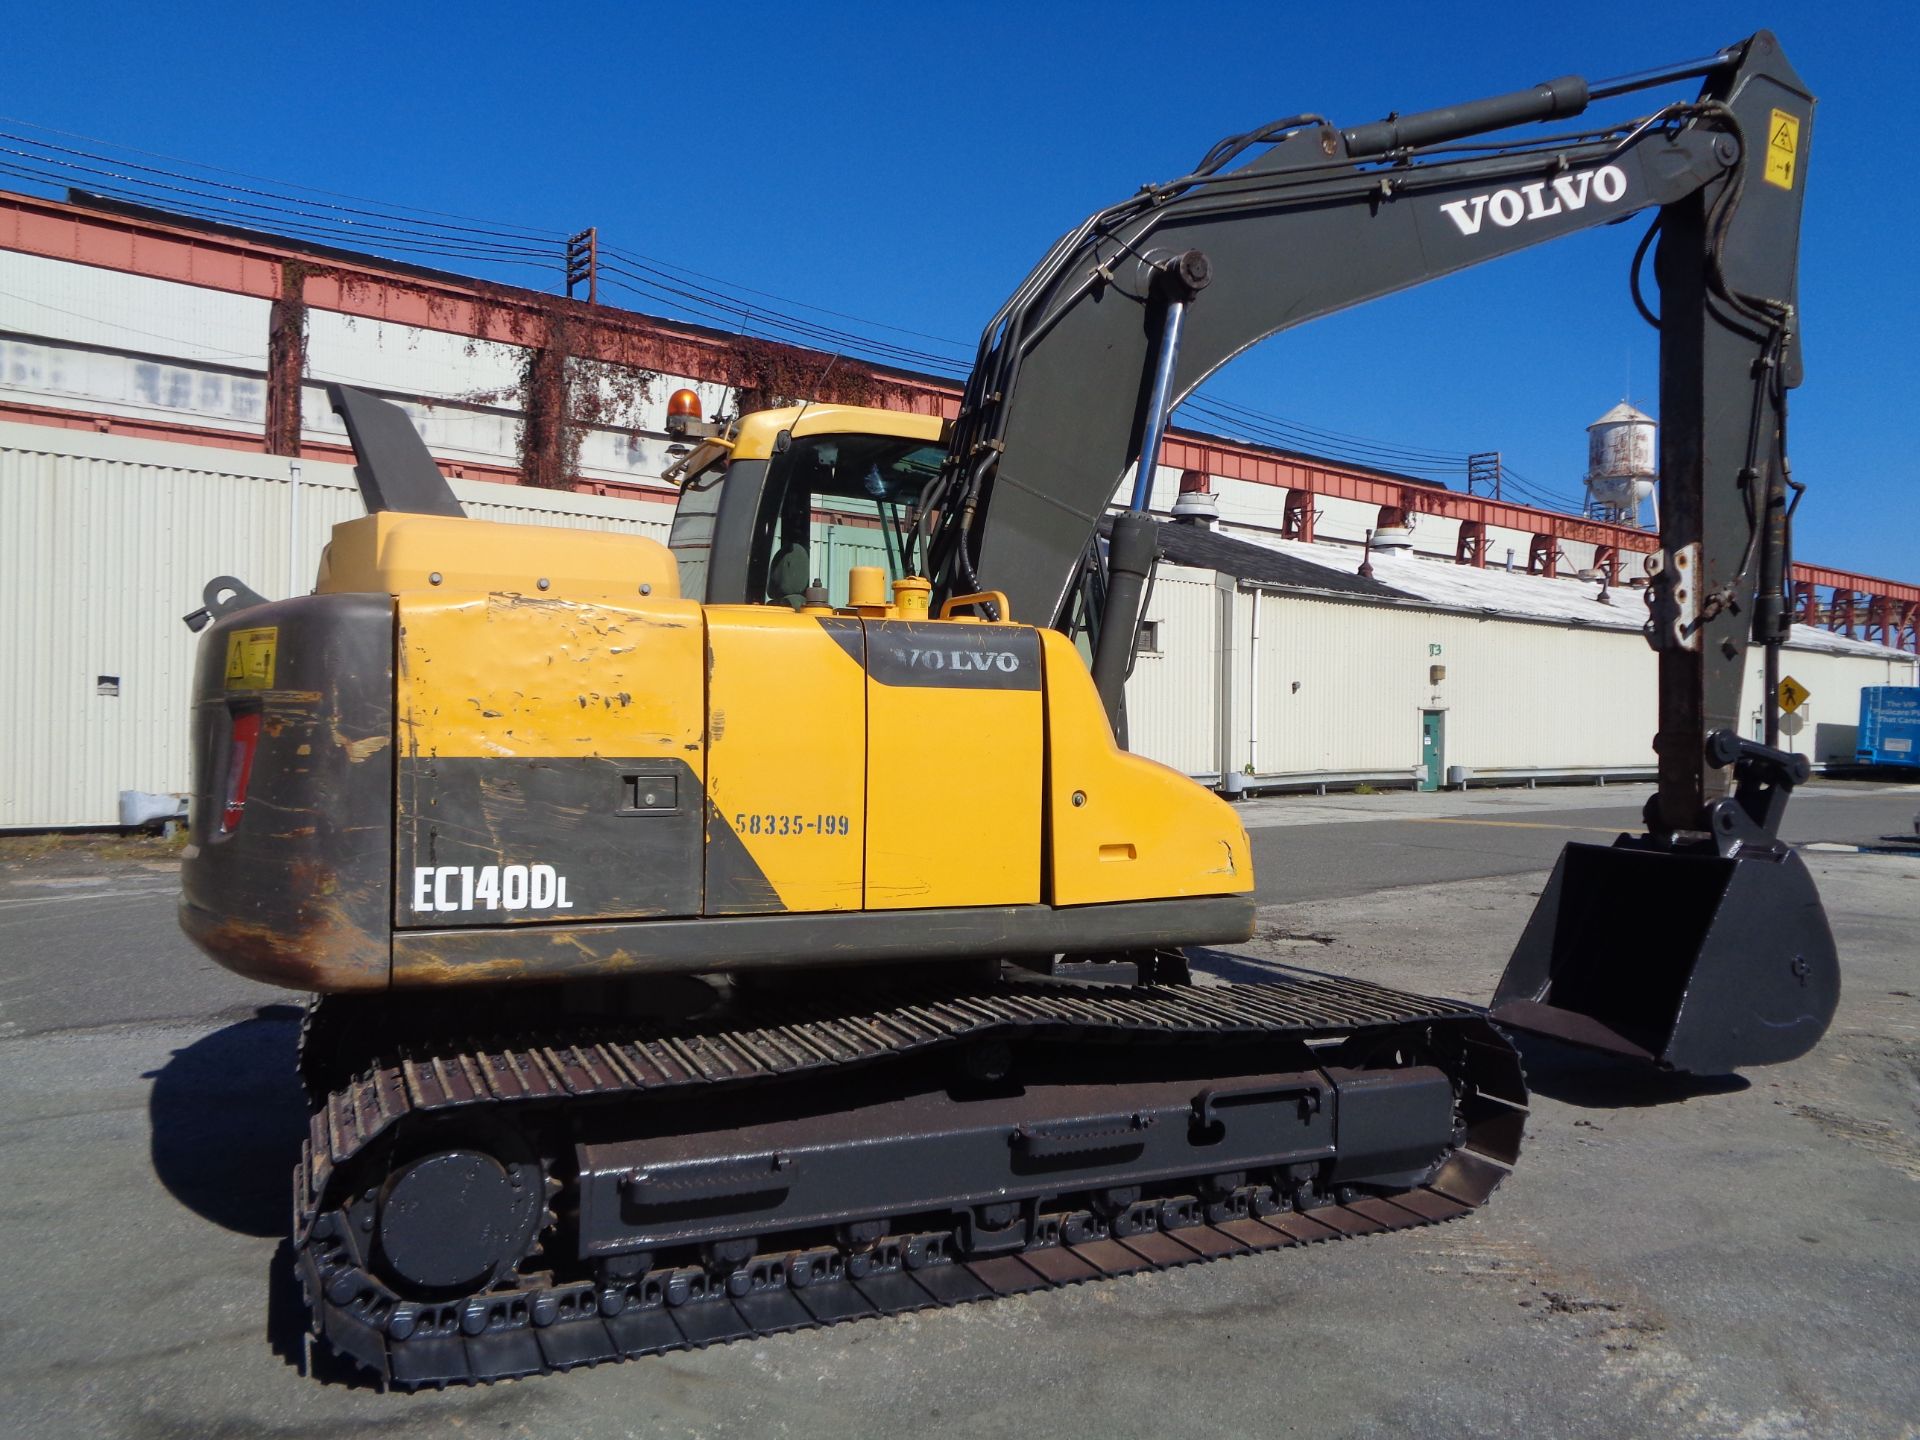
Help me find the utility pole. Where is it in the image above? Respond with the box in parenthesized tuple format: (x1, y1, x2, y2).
(1467, 451, 1502, 502)
(565, 228, 598, 304)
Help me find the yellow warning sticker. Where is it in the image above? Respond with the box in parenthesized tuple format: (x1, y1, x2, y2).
(224, 626, 279, 690)
(1764, 108, 1799, 190)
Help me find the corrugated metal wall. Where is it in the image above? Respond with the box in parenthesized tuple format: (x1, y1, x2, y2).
(1128, 566, 1223, 776)
(1129, 564, 1918, 783)
(0, 423, 675, 828)
(1744, 644, 1917, 765)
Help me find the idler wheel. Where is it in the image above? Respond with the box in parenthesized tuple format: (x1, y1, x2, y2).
(376, 1148, 542, 1297)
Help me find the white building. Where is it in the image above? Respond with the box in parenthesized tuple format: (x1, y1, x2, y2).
(1126, 517, 1915, 793)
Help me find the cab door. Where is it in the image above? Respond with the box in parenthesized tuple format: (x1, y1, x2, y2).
(703, 608, 867, 914)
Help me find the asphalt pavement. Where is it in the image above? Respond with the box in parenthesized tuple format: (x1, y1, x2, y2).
(1, 778, 1916, 1438)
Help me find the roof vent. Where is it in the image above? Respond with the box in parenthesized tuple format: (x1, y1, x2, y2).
(1171, 469, 1219, 528)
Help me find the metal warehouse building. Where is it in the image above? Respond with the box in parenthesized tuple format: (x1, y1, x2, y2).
(1, 189, 1915, 828)
(1125, 519, 1915, 793)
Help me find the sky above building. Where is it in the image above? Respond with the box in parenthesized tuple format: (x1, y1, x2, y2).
(5, 0, 1914, 579)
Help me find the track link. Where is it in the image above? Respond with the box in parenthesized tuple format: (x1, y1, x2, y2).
(296, 973, 1527, 1388)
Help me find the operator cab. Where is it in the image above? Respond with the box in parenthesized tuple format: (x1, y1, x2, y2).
(665, 405, 947, 609)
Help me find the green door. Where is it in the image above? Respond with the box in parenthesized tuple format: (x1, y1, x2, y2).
(1420, 711, 1444, 791)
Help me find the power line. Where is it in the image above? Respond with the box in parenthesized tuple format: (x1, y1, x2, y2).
(597, 241, 971, 351)
(594, 260, 967, 374)
(0, 142, 559, 260)
(0, 118, 1586, 499)
(1179, 397, 1471, 480)
(1180, 403, 1466, 474)
(0, 115, 568, 240)
(0, 124, 974, 374)
(1499, 462, 1587, 511)
(0, 159, 564, 276)
(1188, 389, 1475, 465)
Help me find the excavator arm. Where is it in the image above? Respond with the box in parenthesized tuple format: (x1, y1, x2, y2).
(922, 32, 1832, 1072)
(933, 32, 1810, 843)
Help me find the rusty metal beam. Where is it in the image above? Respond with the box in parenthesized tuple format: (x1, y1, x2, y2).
(265, 261, 307, 456)
(1789, 562, 1920, 607)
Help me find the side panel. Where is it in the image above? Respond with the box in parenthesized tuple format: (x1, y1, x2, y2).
(393, 593, 706, 926)
(704, 610, 867, 914)
(177, 592, 394, 991)
(864, 620, 1043, 909)
(1041, 631, 1252, 907)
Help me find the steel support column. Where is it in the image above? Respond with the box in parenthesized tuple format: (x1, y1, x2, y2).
(520, 343, 571, 489)
(1456, 519, 1487, 567)
(1282, 489, 1316, 543)
(265, 262, 307, 457)
(1527, 533, 1558, 578)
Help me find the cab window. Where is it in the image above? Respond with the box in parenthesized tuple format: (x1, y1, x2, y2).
(748, 434, 945, 608)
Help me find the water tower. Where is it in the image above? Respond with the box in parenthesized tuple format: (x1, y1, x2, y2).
(1584, 402, 1657, 527)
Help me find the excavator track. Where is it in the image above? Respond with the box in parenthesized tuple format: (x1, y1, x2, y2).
(297, 972, 1526, 1388)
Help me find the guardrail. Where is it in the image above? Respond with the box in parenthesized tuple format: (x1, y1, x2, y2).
(1447, 765, 1656, 791)
(1215, 768, 1423, 797)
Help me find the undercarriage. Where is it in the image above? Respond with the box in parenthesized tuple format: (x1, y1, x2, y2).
(296, 970, 1526, 1388)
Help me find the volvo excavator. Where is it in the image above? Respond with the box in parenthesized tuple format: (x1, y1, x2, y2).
(179, 32, 1838, 1386)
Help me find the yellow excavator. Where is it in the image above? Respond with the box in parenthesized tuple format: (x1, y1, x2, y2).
(181, 32, 1835, 1385)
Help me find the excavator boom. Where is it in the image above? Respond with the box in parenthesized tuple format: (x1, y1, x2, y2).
(933, 33, 1810, 840)
(924, 32, 1836, 1070)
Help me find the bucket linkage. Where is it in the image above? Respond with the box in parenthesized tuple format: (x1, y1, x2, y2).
(1492, 732, 1839, 1076)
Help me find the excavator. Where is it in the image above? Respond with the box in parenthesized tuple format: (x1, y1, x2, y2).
(178, 32, 1838, 1385)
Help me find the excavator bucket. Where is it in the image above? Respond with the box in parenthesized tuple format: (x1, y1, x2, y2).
(1491, 836, 1839, 1076)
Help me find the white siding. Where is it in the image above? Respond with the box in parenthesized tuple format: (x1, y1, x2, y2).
(1129, 565, 1222, 776)
(0, 251, 727, 489)
(1127, 569, 1917, 785)
(0, 423, 674, 828)
(1745, 645, 1918, 765)
(0, 250, 270, 364)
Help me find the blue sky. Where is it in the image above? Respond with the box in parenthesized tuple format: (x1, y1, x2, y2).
(5, 1, 1914, 579)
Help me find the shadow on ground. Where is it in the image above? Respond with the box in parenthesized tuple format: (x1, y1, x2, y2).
(146, 1003, 307, 1237)
(1188, 947, 1749, 1109)
(1187, 946, 1380, 990)
(145, 1005, 380, 1382)
(1511, 1031, 1749, 1108)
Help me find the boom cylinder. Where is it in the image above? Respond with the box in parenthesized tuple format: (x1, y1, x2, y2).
(1090, 510, 1160, 738)
(1130, 300, 1189, 511)
(1342, 75, 1588, 157)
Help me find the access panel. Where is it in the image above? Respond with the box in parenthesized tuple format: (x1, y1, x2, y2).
(863, 620, 1043, 909)
(704, 610, 868, 914)
(393, 593, 706, 926)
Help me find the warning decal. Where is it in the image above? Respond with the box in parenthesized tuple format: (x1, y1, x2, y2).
(224, 626, 279, 690)
(1764, 108, 1800, 190)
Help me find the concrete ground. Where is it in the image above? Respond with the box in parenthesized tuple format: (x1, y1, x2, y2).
(1, 780, 1915, 1439)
